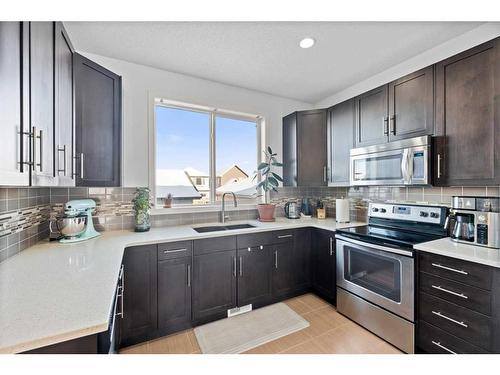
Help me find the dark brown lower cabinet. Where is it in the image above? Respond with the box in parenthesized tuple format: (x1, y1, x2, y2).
(157, 257, 192, 334)
(237, 245, 273, 308)
(192, 249, 237, 324)
(312, 229, 336, 303)
(272, 240, 296, 299)
(121, 245, 158, 347)
(292, 228, 312, 291)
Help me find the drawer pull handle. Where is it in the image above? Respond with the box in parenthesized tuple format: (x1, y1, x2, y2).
(431, 285, 468, 299)
(431, 310, 468, 328)
(163, 248, 188, 254)
(278, 234, 293, 239)
(431, 340, 457, 354)
(431, 263, 468, 275)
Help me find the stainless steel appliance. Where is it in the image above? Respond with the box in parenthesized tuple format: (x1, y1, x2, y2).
(350, 136, 431, 186)
(284, 201, 300, 219)
(336, 202, 448, 353)
(444, 196, 500, 249)
(50, 199, 101, 243)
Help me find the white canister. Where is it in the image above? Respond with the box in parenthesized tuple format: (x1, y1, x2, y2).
(336, 198, 350, 223)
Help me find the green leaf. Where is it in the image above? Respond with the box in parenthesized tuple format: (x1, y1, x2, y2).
(271, 162, 283, 167)
(268, 176, 279, 186)
(257, 162, 269, 170)
(271, 172, 283, 182)
(261, 167, 270, 175)
(267, 146, 273, 155)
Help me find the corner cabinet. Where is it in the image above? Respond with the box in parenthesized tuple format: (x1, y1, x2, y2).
(433, 38, 500, 186)
(327, 99, 355, 186)
(74, 53, 122, 187)
(312, 229, 336, 304)
(282, 109, 328, 187)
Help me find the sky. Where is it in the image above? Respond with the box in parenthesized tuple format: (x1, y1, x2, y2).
(155, 106, 257, 176)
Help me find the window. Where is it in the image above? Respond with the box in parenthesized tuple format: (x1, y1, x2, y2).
(154, 100, 261, 207)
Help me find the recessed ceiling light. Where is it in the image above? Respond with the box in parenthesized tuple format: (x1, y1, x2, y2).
(299, 37, 315, 49)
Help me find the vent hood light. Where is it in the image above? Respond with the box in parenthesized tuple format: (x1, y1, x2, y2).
(299, 37, 315, 49)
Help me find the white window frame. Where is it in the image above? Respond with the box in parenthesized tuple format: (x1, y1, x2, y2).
(148, 95, 265, 213)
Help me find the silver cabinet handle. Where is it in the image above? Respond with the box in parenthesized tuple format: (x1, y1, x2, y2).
(431, 263, 468, 275)
(239, 256, 243, 277)
(163, 248, 188, 254)
(431, 310, 468, 328)
(187, 264, 191, 287)
(274, 250, 278, 269)
(383, 117, 389, 135)
(437, 154, 442, 179)
(247, 247, 251, 251)
(57, 145, 67, 176)
(233, 256, 237, 277)
(323, 166, 327, 182)
(431, 285, 468, 299)
(18, 128, 34, 170)
(390, 115, 396, 135)
(31, 126, 36, 171)
(431, 340, 456, 354)
(259, 245, 263, 250)
(277, 234, 292, 239)
(37, 129, 43, 172)
(80, 153, 84, 179)
(329, 237, 334, 256)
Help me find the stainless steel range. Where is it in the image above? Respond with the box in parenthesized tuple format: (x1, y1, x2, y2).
(335, 202, 448, 353)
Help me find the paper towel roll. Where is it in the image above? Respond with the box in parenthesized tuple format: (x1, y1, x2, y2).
(336, 198, 350, 223)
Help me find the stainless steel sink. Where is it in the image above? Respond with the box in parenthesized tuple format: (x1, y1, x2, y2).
(193, 223, 256, 233)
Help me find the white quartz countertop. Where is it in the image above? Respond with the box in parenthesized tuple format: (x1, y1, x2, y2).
(415, 237, 500, 268)
(0, 217, 364, 354)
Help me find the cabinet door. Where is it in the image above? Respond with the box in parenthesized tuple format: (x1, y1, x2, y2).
(388, 66, 434, 142)
(435, 38, 500, 186)
(54, 22, 75, 186)
(74, 53, 121, 187)
(293, 228, 311, 291)
(312, 229, 336, 303)
(297, 109, 328, 186)
(30, 22, 55, 186)
(193, 250, 237, 324)
(272, 239, 295, 300)
(282, 112, 297, 187)
(328, 99, 354, 185)
(0, 22, 29, 186)
(121, 245, 158, 345)
(355, 85, 389, 147)
(237, 246, 272, 308)
(158, 257, 192, 333)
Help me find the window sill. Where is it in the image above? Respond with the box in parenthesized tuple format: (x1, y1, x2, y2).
(151, 204, 259, 216)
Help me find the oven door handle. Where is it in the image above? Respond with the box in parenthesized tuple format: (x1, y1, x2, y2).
(335, 234, 414, 257)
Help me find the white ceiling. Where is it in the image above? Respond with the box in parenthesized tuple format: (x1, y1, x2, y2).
(64, 22, 483, 103)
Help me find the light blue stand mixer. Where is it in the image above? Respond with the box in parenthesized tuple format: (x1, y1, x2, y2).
(52, 199, 101, 243)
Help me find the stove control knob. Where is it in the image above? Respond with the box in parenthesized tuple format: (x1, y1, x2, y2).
(420, 211, 429, 217)
(372, 208, 379, 212)
(430, 212, 439, 218)
(380, 208, 387, 213)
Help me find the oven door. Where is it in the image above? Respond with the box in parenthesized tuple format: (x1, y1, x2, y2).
(336, 236, 414, 321)
(350, 149, 407, 186)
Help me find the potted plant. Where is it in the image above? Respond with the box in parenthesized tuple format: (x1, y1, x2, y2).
(132, 187, 152, 232)
(254, 146, 283, 222)
(163, 193, 173, 208)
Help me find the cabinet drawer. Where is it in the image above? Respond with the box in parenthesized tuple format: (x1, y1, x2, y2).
(419, 292, 492, 350)
(194, 236, 236, 255)
(158, 241, 192, 261)
(419, 271, 491, 315)
(273, 230, 295, 244)
(418, 321, 488, 354)
(237, 231, 274, 249)
(419, 252, 492, 290)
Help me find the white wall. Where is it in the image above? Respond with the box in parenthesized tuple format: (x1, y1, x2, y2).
(79, 52, 312, 187)
(315, 23, 500, 108)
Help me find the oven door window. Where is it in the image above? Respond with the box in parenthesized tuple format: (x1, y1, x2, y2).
(344, 246, 402, 303)
(352, 153, 403, 181)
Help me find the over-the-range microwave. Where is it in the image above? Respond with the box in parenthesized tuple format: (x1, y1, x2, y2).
(350, 136, 431, 186)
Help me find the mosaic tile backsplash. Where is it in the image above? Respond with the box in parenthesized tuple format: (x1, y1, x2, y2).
(1, 184, 499, 263)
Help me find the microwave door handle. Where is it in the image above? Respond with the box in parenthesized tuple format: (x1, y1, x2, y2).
(407, 150, 414, 184)
(401, 149, 408, 184)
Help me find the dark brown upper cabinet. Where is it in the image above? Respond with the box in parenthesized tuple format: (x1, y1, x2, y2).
(29, 22, 56, 186)
(282, 109, 327, 187)
(74, 53, 122, 186)
(355, 67, 434, 148)
(54, 22, 75, 186)
(388, 66, 434, 142)
(354, 84, 389, 147)
(327, 99, 355, 186)
(0, 22, 29, 186)
(434, 38, 500, 186)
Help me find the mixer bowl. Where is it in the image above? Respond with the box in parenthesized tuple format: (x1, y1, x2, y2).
(56, 215, 88, 238)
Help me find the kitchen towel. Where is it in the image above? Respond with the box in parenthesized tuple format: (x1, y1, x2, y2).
(336, 198, 350, 223)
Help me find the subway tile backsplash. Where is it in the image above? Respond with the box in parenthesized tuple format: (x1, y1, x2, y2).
(1, 184, 499, 264)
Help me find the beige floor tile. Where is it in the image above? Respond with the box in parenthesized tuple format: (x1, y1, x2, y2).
(148, 330, 198, 354)
(301, 308, 350, 338)
(285, 297, 313, 315)
(369, 341, 403, 354)
(120, 343, 149, 354)
(280, 339, 327, 354)
(186, 330, 201, 353)
(296, 293, 330, 311)
(243, 328, 311, 354)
